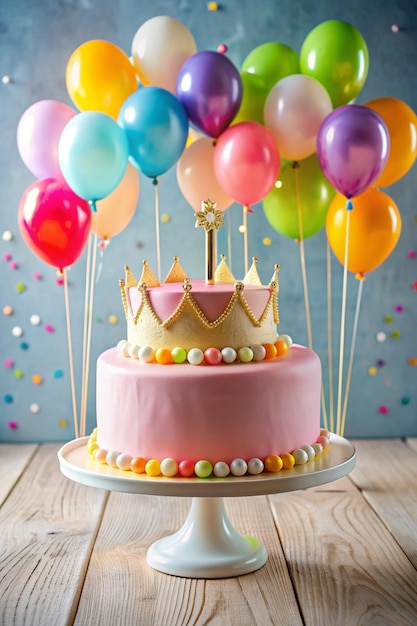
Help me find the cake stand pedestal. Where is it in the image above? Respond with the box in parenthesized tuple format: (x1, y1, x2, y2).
(58, 434, 355, 579)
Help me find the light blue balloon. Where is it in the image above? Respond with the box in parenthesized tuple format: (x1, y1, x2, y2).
(118, 86, 189, 179)
(58, 111, 129, 202)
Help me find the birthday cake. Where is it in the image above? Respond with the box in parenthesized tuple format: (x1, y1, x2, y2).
(88, 206, 327, 479)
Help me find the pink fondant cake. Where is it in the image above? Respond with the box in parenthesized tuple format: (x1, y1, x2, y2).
(89, 256, 328, 479)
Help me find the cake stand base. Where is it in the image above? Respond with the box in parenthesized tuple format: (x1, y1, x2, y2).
(146, 497, 267, 578)
(58, 434, 355, 579)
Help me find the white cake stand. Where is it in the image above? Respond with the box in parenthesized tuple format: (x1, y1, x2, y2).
(58, 434, 355, 579)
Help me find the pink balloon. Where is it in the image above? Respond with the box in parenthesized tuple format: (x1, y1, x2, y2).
(213, 121, 280, 206)
(18, 178, 91, 269)
(17, 100, 77, 180)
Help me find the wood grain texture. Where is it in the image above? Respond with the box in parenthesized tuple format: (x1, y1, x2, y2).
(74, 494, 303, 625)
(0, 444, 108, 626)
(0, 444, 38, 506)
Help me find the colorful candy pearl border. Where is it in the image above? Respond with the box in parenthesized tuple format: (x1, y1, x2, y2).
(87, 429, 330, 479)
(116, 333, 293, 365)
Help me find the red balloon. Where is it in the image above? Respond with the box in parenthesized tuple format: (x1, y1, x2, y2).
(18, 178, 92, 269)
(214, 121, 280, 206)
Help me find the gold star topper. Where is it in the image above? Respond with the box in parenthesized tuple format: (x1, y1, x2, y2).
(195, 199, 224, 232)
(195, 199, 224, 285)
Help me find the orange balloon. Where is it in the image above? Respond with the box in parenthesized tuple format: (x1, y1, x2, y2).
(365, 97, 417, 187)
(326, 188, 401, 276)
(66, 40, 138, 119)
(92, 162, 140, 239)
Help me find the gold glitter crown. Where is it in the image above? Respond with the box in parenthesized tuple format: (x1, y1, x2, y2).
(119, 257, 280, 351)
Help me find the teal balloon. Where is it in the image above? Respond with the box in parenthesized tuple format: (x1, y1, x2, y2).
(58, 111, 129, 202)
(241, 42, 299, 92)
(118, 86, 189, 179)
(263, 154, 336, 239)
(300, 20, 369, 108)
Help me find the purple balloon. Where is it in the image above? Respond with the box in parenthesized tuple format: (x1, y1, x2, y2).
(316, 104, 390, 198)
(176, 50, 243, 138)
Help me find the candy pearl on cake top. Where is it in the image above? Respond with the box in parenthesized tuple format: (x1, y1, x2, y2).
(204, 347, 222, 365)
(247, 458, 264, 474)
(171, 347, 187, 363)
(221, 347, 237, 363)
(237, 347, 253, 363)
(230, 458, 248, 476)
(138, 345, 154, 363)
(160, 458, 179, 477)
(116, 453, 133, 471)
(128, 343, 140, 359)
(278, 334, 293, 348)
(117, 339, 130, 356)
(213, 461, 230, 477)
(292, 448, 308, 465)
(187, 347, 204, 365)
(194, 460, 213, 478)
(301, 444, 316, 460)
(250, 344, 266, 361)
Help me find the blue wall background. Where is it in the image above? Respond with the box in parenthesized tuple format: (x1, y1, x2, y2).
(1, 0, 416, 442)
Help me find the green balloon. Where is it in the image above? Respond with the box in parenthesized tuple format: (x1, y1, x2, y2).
(299, 20, 369, 108)
(241, 42, 300, 92)
(233, 72, 269, 125)
(263, 154, 336, 239)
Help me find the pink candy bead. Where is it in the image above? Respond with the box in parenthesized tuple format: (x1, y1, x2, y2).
(178, 459, 195, 477)
(204, 347, 222, 365)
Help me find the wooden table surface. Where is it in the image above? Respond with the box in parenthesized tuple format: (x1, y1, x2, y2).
(1, 438, 417, 625)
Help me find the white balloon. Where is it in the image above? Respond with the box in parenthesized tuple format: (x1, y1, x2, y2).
(131, 16, 197, 94)
(264, 74, 333, 161)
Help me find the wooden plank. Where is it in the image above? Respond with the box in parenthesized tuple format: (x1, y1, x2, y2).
(406, 438, 417, 455)
(74, 493, 303, 625)
(0, 444, 38, 506)
(0, 443, 108, 626)
(268, 484, 417, 625)
(349, 439, 417, 570)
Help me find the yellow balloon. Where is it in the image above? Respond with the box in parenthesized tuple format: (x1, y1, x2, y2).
(66, 40, 138, 120)
(365, 97, 417, 187)
(92, 162, 140, 239)
(326, 188, 402, 277)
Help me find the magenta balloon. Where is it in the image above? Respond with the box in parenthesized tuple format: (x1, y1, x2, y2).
(316, 104, 390, 198)
(176, 50, 243, 138)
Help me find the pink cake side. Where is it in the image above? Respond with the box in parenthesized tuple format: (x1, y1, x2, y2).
(96, 344, 322, 465)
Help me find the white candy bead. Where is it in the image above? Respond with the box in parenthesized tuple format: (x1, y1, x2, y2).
(312, 443, 323, 455)
(278, 334, 293, 348)
(106, 450, 121, 468)
(116, 453, 133, 471)
(30, 314, 41, 325)
(213, 461, 230, 477)
(250, 344, 266, 361)
(187, 347, 204, 365)
(160, 458, 179, 477)
(293, 448, 309, 465)
(128, 343, 140, 359)
(117, 339, 129, 356)
(247, 458, 264, 475)
(230, 458, 248, 476)
(221, 347, 237, 363)
(301, 444, 316, 460)
(139, 345, 154, 363)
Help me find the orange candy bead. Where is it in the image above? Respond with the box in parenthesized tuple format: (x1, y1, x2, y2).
(264, 454, 283, 472)
(281, 453, 295, 469)
(263, 343, 277, 360)
(155, 348, 172, 364)
(274, 340, 289, 357)
(130, 457, 147, 473)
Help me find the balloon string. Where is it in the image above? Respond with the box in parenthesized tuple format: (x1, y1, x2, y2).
(336, 209, 351, 436)
(243, 205, 249, 275)
(294, 167, 328, 430)
(80, 231, 98, 438)
(63, 267, 79, 439)
(327, 241, 334, 433)
(294, 167, 312, 349)
(154, 179, 161, 282)
(227, 210, 232, 272)
(340, 277, 364, 437)
(80, 232, 92, 437)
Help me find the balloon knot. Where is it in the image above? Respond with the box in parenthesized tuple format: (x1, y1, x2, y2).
(89, 200, 98, 213)
(355, 272, 366, 281)
(292, 161, 300, 169)
(346, 200, 354, 211)
(244, 205, 253, 213)
(152, 177, 159, 186)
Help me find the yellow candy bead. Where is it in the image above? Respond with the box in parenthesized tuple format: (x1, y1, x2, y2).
(264, 454, 283, 472)
(145, 459, 161, 476)
(281, 453, 295, 469)
(87, 439, 99, 455)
